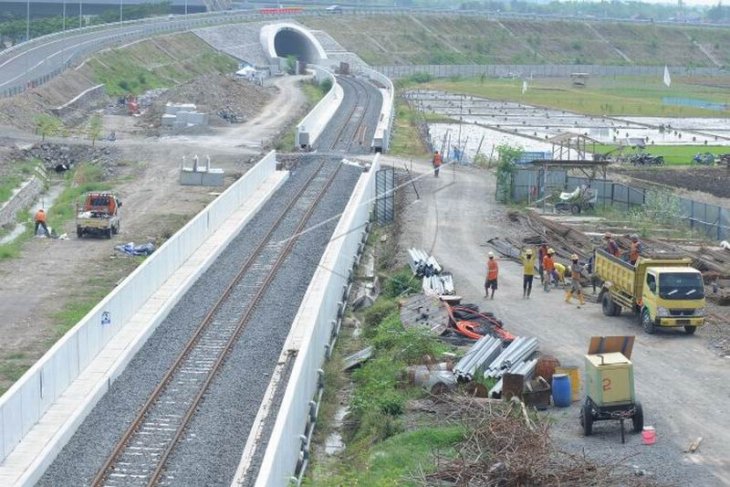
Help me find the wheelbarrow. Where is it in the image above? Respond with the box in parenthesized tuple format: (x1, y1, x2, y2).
(580, 336, 644, 443)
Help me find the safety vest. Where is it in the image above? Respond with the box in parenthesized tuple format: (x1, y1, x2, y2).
(35, 211, 46, 223)
(433, 153, 443, 167)
(522, 255, 535, 276)
(487, 259, 498, 280)
(543, 255, 555, 272)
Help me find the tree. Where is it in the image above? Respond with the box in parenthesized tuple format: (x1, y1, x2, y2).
(87, 113, 103, 147)
(35, 114, 61, 142)
(286, 55, 298, 75)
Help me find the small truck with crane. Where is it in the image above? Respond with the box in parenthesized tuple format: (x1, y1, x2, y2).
(76, 192, 122, 239)
(595, 249, 705, 334)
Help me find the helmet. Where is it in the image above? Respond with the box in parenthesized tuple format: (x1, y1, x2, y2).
(526, 249, 533, 256)
(571, 254, 578, 260)
(547, 248, 555, 255)
(630, 234, 639, 241)
(488, 251, 494, 258)
(604, 232, 611, 239)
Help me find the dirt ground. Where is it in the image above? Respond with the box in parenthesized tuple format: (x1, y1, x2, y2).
(388, 155, 730, 486)
(0, 75, 308, 392)
(616, 167, 730, 200)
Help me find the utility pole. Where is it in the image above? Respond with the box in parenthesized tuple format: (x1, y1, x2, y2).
(120, 0, 123, 23)
(26, 0, 30, 41)
(79, 0, 83, 28)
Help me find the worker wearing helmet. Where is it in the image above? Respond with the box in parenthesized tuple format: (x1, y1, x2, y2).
(432, 150, 443, 178)
(565, 254, 586, 306)
(604, 232, 620, 258)
(485, 251, 499, 299)
(629, 234, 643, 265)
(34, 208, 50, 237)
(521, 248, 536, 298)
(542, 248, 558, 292)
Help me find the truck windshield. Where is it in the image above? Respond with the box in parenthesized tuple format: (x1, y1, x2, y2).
(658, 273, 704, 300)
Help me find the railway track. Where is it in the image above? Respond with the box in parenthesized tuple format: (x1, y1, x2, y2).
(319, 75, 378, 153)
(90, 158, 343, 487)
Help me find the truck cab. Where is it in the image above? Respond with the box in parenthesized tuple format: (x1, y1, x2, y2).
(641, 267, 705, 334)
(76, 192, 122, 239)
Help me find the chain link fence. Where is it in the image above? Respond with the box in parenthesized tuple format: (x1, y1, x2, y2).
(511, 168, 729, 241)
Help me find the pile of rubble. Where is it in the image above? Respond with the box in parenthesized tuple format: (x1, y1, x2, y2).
(139, 73, 273, 132)
(10, 143, 121, 178)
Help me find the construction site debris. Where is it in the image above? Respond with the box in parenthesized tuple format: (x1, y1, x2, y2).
(399, 294, 449, 336)
(483, 337, 539, 380)
(422, 272, 454, 296)
(114, 242, 156, 256)
(10, 143, 121, 177)
(405, 364, 457, 394)
(342, 346, 373, 371)
(686, 437, 703, 454)
(407, 248, 442, 277)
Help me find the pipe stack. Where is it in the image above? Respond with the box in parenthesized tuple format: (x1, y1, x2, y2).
(453, 335, 503, 380)
(483, 337, 539, 379)
(422, 273, 455, 296)
(408, 248, 442, 277)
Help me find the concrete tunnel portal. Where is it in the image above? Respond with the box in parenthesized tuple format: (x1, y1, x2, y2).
(260, 23, 328, 69)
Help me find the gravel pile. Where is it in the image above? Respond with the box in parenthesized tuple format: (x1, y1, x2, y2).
(139, 73, 274, 132)
(38, 155, 364, 486)
(548, 404, 717, 486)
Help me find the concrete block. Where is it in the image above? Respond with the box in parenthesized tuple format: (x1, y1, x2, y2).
(201, 168, 224, 187)
(179, 169, 204, 186)
(161, 114, 176, 127)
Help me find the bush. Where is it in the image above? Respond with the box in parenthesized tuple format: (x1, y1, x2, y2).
(363, 298, 398, 330)
(408, 72, 433, 84)
(319, 78, 332, 94)
(382, 267, 420, 298)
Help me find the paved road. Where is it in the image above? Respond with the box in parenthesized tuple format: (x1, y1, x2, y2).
(393, 156, 730, 486)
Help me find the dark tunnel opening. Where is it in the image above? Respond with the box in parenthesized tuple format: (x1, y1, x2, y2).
(273, 29, 320, 66)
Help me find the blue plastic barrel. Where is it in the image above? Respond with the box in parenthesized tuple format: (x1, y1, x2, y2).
(552, 374, 572, 407)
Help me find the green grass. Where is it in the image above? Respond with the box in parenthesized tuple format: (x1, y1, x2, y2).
(594, 144, 730, 165)
(0, 160, 43, 204)
(88, 33, 237, 96)
(390, 99, 431, 157)
(306, 426, 464, 487)
(420, 76, 730, 118)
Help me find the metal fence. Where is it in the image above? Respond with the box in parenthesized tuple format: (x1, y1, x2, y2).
(375, 64, 729, 80)
(511, 168, 729, 241)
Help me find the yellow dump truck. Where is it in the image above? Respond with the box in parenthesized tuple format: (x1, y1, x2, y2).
(594, 249, 705, 334)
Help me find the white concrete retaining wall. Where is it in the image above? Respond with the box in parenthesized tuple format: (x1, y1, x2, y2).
(0, 151, 278, 463)
(295, 66, 343, 149)
(253, 154, 380, 487)
(358, 67, 395, 153)
(0, 170, 46, 228)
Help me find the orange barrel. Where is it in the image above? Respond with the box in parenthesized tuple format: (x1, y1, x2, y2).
(535, 355, 560, 384)
(555, 366, 581, 402)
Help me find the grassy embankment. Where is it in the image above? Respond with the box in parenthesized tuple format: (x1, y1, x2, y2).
(593, 143, 730, 166)
(274, 78, 331, 151)
(305, 235, 465, 485)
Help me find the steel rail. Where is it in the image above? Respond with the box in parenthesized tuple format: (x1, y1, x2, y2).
(326, 76, 370, 152)
(90, 157, 341, 487)
(343, 77, 373, 153)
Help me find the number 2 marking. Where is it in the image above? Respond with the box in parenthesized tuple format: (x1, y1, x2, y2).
(602, 378, 612, 391)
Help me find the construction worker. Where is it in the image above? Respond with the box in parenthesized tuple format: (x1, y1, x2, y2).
(604, 232, 621, 258)
(34, 209, 50, 237)
(432, 150, 443, 177)
(521, 248, 535, 298)
(542, 248, 558, 292)
(554, 261, 567, 287)
(537, 243, 548, 282)
(565, 254, 586, 306)
(629, 234, 643, 265)
(485, 251, 499, 299)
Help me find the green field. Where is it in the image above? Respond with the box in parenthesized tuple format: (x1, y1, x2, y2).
(418, 76, 730, 118)
(594, 144, 730, 165)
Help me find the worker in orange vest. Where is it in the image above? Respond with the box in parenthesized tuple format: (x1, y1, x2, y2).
(432, 150, 443, 178)
(485, 251, 499, 299)
(629, 234, 643, 265)
(34, 208, 50, 237)
(542, 248, 557, 292)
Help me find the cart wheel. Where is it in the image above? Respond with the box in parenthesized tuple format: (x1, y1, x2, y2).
(571, 204, 581, 215)
(582, 403, 593, 436)
(641, 308, 655, 334)
(684, 326, 697, 335)
(601, 293, 615, 317)
(632, 402, 644, 433)
(76, 226, 83, 238)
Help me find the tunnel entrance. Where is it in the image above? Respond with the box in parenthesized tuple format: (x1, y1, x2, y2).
(273, 28, 320, 66)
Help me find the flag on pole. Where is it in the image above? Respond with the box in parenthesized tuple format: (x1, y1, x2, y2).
(663, 65, 671, 87)
(522, 80, 528, 94)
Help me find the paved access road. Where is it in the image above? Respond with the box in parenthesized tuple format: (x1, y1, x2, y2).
(394, 156, 730, 487)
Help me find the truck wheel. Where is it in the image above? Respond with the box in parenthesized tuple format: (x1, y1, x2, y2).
(632, 402, 644, 433)
(582, 402, 593, 436)
(571, 204, 581, 215)
(112, 223, 119, 235)
(76, 226, 83, 238)
(684, 326, 697, 335)
(641, 309, 655, 334)
(612, 303, 622, 316)
(601, 294, 615, 316)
